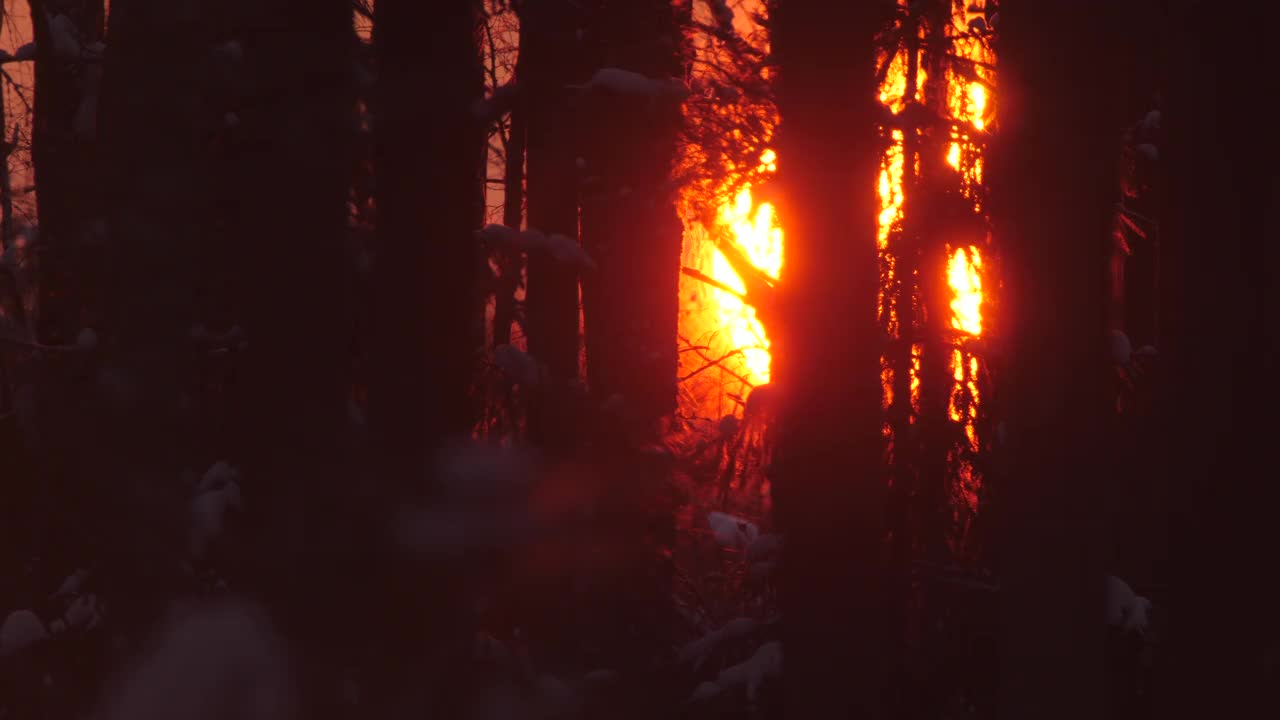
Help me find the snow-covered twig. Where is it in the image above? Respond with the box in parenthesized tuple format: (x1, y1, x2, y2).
(476, 224, 596, 272)
(1106, 575, 1152, 636)
(708, 0, 735, 36)
(567, 67, 690, 101)
(678, 616, 758, 670)
(472, 81, 521, 125)
(0, 43, 37, 64)
(708, 511, 759, 552)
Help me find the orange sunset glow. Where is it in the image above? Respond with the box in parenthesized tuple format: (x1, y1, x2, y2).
(674, 0, 995, 426)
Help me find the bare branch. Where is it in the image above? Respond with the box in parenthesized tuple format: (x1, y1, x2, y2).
(679, 348, 747, 381)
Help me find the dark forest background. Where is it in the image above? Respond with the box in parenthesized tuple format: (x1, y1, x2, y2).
(0, 1, 1277, 719)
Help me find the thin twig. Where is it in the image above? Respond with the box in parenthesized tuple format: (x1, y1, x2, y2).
(679, 348, 746, 382)
(680, 265, 744, 299)
(678, 335, 756, 392)
(0, 69, 31, 115)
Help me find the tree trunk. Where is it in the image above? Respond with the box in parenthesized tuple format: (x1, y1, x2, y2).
(370, 1, 485, 717)
(1155, 2, 1278, 718)
(90, 0, 219, 633)
(220, 2, 358, 717)
(770, 2, 896, 717)
(29, 0, 106, 343)
(519, 0, 584, 453)
(988, 2, 1130, 718)
(577, 0, 683, 443)
(372, 0, 482, 482)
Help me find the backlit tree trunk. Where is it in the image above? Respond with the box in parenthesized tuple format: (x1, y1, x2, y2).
(519, 0, 583, 453)
(770, 1, 896, 717)
(578, 0, 684, 442)
(988, 2, 1130, 718)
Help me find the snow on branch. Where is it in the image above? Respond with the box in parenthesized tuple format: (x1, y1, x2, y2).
(472, 81, 521, 125)
(476, 223, 596, 272)
(707, 0, 735, 37)
(567, 68, 690, 102)
(45, 10, 105, 62)
(1106, 575, 1153, 636)
(0, 43, 37, 64)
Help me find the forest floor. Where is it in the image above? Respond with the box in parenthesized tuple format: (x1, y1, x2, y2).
(0, 413, 788, 720)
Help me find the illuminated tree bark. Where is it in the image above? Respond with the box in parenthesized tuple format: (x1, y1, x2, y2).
(577, 0, 684, 442)
(519, 0, 584, 453)
(988, 2, 1130, 718)
(29, 0, 105, 344)
(770, 1, 896, 717)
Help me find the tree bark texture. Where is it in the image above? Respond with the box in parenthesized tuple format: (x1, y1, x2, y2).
(770, 1, 897, 717)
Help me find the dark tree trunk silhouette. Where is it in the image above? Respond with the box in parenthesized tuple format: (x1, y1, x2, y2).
(988, 2, 1133, 718)
(29, 0, 105, 343)
(217, 1, 358, 717)
(369, 0, 484, 717)
(578, 0, 684, 442)
(372, 0, 482, 478)
(89, 0, 222, 633)
(770, 1, 896, 717)
(1155, 2, 1279, 718)
(519, 0, 584, 453)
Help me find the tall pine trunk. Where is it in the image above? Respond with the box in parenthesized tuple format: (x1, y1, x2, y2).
(988, 2, 1130, 718)
(372, 0, 482, 482)
(1156, 2, 1278, 718)
(91, 0, 219, 632)
(578, 0, 683, 443)
(221, 2, 357, 716)
(770, 2, 896, 717)
(370, 0, 484, 717)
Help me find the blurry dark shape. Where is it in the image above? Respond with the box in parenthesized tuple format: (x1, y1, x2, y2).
(715, 639, 781, 703)
(0, 609, 47, 657)
(95, 599, 294, 720)
(1105, 575, 1152, 637)
(707, 510, 758, 552)
(495, 343, 544, 388)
